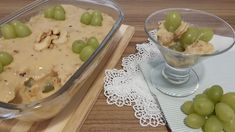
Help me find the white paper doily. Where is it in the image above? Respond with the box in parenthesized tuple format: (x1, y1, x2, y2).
(103, 39, 166, 127)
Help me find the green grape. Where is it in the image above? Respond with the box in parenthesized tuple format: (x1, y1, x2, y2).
(0, 52, 13, 66)
(24, 77, 35, 88)
(221, 92, 235, 112)
(184, 113, 205, 129)
(87, 37, 99, 49)
(206, 85, 223, 103)
(44, 6, 55, 18)
(54, 5, 65, 13)
(72, 40, 86, 54)
(10, 20, 22, 27)
(54, 9, 65, 20)
(92, 10, 103, 20)
(169, 42, 185, 52)
(11, 20, 32, 37)
(204, 115, 223, 132)
(80, 12, 92, 25)
(207, 110, 216, 118)
(215, 102, 234, 122)
(80, 46, 95, 61)
(181, 101, 194, 115)
(223, 118, 235, 132)
(193, 97, 214, 116)
(193, 93, 208, 101)
(90, 16, 102, 26)
(198, 28, 214, 42)
(0, 63, 3, 73)
(164, 11, 182, 32)
(42, 82, 55, 93)
(180, 27, 200, 48)
(203, 88, 209, 94)
(14, 23, 32, 37)
(0, 24, 17, 39)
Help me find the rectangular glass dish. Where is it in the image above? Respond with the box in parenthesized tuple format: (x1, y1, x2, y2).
(0, 0, 123, 121)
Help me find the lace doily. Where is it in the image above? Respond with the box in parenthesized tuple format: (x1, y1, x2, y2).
(103, 35, 166, 127)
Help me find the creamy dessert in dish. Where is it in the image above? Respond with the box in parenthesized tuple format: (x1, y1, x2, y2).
(156, 11, 214, 55)
(0, 4, 114, 103)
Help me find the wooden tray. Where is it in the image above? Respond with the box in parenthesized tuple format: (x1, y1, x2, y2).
(0, 24, 135, 132)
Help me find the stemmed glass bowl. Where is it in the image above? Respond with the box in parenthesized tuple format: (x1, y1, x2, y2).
(144, 8, 235, 97)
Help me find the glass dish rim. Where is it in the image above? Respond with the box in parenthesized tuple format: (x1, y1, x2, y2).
(0, 0, 124, 111)
(144, 8, 235, 57)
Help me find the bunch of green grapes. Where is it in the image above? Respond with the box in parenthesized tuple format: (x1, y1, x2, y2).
(72, 37, 99, 61)
(0, 20, 31, 39)
(80, 10, 103, 26)
(163, 11, 214, 52)
(181, 85, 235, 132)
(44, 5, 66, 20)
(0, 52, 13, 73)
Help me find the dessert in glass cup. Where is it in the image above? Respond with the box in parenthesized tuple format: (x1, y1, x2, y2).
(144, 8, 235, 97)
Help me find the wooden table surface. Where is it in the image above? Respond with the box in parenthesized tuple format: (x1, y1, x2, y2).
(1, 0, 235, 132)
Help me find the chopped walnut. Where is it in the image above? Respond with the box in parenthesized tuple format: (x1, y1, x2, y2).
(52, 31, 68, 44)
(19, 72, 27, 77)
(13, 50, 19, 54)
(156, 21, 174, 46)
(33, 28, 68, 51)
(174, 21, 189, 39)
(185, 40, 214, 55)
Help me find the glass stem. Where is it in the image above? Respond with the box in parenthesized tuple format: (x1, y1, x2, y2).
(162, 63, 190, 84)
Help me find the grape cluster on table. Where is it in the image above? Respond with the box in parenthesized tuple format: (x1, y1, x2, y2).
(181, 85, 235, 132)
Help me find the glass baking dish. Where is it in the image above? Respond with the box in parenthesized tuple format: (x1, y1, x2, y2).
(0, 0, 123, 121)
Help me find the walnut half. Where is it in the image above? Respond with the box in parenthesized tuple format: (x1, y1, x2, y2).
(174, 21, 189, 39)
(33, 28, 68, 51)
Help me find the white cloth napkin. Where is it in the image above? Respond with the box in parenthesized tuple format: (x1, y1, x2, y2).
(104, 41, 166, 127)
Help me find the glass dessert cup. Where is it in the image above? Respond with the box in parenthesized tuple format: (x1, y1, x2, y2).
(144, 8, 235, 97)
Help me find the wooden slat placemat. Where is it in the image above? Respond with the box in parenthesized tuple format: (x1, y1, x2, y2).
(0, 24, 135, 132)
